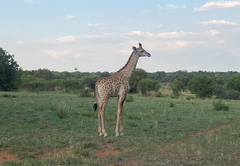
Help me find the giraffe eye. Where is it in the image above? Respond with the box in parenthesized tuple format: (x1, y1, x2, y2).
(141, 50, 144, 52)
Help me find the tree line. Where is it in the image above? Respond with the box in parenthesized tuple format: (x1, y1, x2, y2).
(1, 47, 240, 99)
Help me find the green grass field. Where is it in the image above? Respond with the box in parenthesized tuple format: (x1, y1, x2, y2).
(1, 91, 240, 165)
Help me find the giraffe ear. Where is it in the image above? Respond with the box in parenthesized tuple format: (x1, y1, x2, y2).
(139, 43, 142, 47)
(132, 46, 137, 51)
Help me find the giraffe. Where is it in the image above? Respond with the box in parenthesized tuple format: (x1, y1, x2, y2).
(94, 43, 151, 137)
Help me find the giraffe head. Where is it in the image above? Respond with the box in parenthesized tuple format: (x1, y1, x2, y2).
(132, 43, 151, 57)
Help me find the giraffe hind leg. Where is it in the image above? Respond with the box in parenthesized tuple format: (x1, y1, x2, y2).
(100, 101, 108, 137)
(98, 103, 103, 136)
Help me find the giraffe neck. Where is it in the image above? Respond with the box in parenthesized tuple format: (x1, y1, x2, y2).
(115, 52, 139, 81)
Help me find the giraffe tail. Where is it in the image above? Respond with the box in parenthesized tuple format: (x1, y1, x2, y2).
(93, 103, 97, 112)
(93, 86, 98, 112)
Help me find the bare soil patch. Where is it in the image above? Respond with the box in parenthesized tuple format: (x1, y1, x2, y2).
(95, 149, 121, 157)
(0, 150, 20, 164)
(187, 123, 232, 141)
(95, 142, 133, 158)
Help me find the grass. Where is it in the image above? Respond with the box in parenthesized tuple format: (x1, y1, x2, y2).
(0, 91, 240, 165)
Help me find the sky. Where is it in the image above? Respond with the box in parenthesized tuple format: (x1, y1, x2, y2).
(1, 0, 240, 72)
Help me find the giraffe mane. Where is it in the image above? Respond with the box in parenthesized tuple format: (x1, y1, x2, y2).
(116, 52, 134, 73)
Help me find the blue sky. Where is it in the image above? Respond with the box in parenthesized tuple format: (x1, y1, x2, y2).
(1, 0, 240, 72)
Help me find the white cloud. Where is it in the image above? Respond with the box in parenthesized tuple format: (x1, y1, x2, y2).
(166, 4, 187, 9)
(80, 22, 105, 27)
(194, 1, 240, 12)
(57, 36, 78, 43)
(16, 41, 25, 45)
(158, 24, 163, 28)
(23, 0, 34, 4)
(44, 49, 72, 58)
(142, 10, 152, 14)
(127, 31, 145, 35)
(207, 30, 220, 36)
(157, 31, 195, 38)
(157, 4, 164, 9)
(128, 30, 196, 38)
(176, 41, 188, 47)
(200, 20, 237, 26)
(218, 39, 226, 44)
(65, 15, 74, 18)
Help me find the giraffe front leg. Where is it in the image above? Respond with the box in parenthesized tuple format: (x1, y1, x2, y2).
(100, 111, 108, 137)
(119, 112, 124, 136)
(115, 112, 120, 137)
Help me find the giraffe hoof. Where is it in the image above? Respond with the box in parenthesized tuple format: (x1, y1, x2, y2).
(99, 133, 103, 136)
(120, 132, 124, 136)
(104, 133, 108, 137)
(115, 133, 119, 137)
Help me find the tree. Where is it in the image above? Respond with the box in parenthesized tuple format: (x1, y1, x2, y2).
(187, 75, 216, 98)
(0, 48, 21, 91)
(227, 73, 240, 92)
(34, 69, 53, 80)
(148, 71, 165, 81)
(82, 75, 100, 91)
(212, 84, 240, 100)
(20, 75, 46, 92)
(171, 78, 184, 96)
(129, 68, 148, 93)
(137, 78, 161, 95)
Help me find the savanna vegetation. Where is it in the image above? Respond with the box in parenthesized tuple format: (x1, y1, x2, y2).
(1, 92, 240, 165)
(1, 47, 240, 165)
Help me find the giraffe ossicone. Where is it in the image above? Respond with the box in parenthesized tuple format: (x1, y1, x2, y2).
(94, 43, 151, 137)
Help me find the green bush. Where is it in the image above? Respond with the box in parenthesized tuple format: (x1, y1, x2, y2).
(137, 78, 161, 95)
(79, 89, 91, 97)
(187, 75, 216, 98)
(56, 105, 68, 119)
(186, 96, 195, 100)
(126, 95, 134, 102)
(227, 73, 240, 92)
(129, 68, 148, 93)
(156, 92, 164, 97)
(171, 78, 184, 96)
(169, 102, 175, 107)
(213, 85, 240, 100)
(213, 100, 229, 111)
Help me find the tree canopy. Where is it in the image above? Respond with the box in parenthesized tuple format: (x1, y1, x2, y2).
(0, 48, 21, 91)
(227, 73, 240, 92)
(187, 75, 216, 98)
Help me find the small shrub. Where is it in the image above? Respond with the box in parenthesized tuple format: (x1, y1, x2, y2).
(169, 102, 175, 107)
(83, 112, 92, 118)
(126, 95, 134, 102)
(79, 89, 91, 97)
(186, 96, 195, 100)
(107, 138, 114, 143)
(2, 94, 17, 98)
(70, 142, 96, 158)
(50, 105, 57, 111)
(129, 111, 142, 120)
(56, 105, 68, 119)
(213, 100, 229, 111)
(83, 142, 97, 149)
(170, 94, 179, 99)
(105, 113, 111, 121)
(156, 92, 164, 97)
